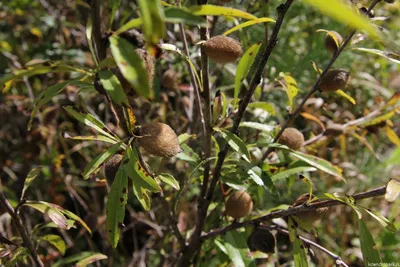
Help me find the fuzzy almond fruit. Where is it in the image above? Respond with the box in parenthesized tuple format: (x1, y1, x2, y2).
(225, 190, 253, 219)
(138, 123, 181, 158)
(319, 69, 350, 92)
(202, 35, 242, 64)
(278, 127, 304, 150)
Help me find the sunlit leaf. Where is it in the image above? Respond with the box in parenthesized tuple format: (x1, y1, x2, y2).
(164, 7, 207, 26)
(293, 236, 309, 267)
(63, 133, 118, 145)
(384, 92, 400, 109)
(40, 235, 66, 255)
(138, 0, 165, 44)
(52, 252, 98, 267)
(20, 167, 42, 201)
(157, 173, 180, 190)
(86, 16, 98, 66)
(223, 17, 275, 36)
(98, 70, 129, 106)
(114, 18, 143, 36)
(248, 102, 276, 115)
(302, 0, 380, 39)
(272, 166, 317, 182)
(109, 35, 153, 99)
(74, 253, 108, 267)
(178, 133, 196, 145)
(223, 231, 256, 267)
(361, 207, 397, 232)
(353, 48, 400, 64)
(235, 42, 262, 99)
(189, 5, 258, 20)
(358, 219, 382, 265)
(215, 128, 251, 162)
(385, 126, 400, 147)
(336, 89, 356, 105)
(360, 108, 399, 127)
(239, 122, 274, 133)
(280, 74, 299, 110)
(386, 179, 400, 202)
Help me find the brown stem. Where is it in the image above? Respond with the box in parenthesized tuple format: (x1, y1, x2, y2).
(261, 0, 382, 161)
(0, 193, 44, 267)
(201, 185, 386, 240)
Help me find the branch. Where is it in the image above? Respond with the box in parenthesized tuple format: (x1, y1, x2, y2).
(201, 185, 386, 240)
(135, 144, 186, 248)
(261, 225, 349, 267)
(0, 192, 44, 267)
(261, 0, 382, 161)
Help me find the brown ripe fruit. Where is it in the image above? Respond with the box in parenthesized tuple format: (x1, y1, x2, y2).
(325, 122, 344, 136)
(249, 227, 276, 254)
(292, 194, 328, 225)
(324, 31, 343, 54)
(319, 69, 350, 92)
(225, 191, 253, 219)
(278, 128, 304, 150)
(138, 123, 181, 158)
(104, 154, 123, 185)
(202, 35, 242, 64)
(162, 69, 178, 90)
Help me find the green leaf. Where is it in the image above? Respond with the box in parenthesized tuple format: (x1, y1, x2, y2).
(178, 133, 196, 145)
(386, 147, 400, 165)
(223, 231, 256, 267)
(224, 17, 275, 36)
(86, 17, 98, 65)
(24, 201, 91, 234)
(358, 219, 382, 265)
(189, 5, 258, 20)
(138, 0, 165, 44)
(98, 57, 117, 69)
(63, 106, 118, 141)
(215, 128, 251, 162)
(63, 134, 118, 145)
(281, 74, 299, 110)
(52, 252, 95, 267)
(157, 173, 180, 190)
(113, 18, 143, 36)
(81, 141, 123, 180)
(40, 235, 66, 255)
(248, 102, 276, 115)
(109, 35, 153, 99)
(98, 70, 129, 106)
(20, 167, 42, 201)
(385, 179, 400, 202)
(164, 7, 207, 26)
(6, 247, 30, 267)
(24, 202, 69, 229)
(74, 253, 108, 267)
(293, 237, 309, 267)
(106, 157, 128, 248)
(361, 207, 397, 232)
(353, 48, 400, 64)
(234, 42, 262, 99)
(109, 0, 121, 28)
(246, 165, 264, 186)
(239, 122, 274, 133)
(125, 147, 161, 192)
(302, 0, 380, 39)
(271, 166, 317, 182)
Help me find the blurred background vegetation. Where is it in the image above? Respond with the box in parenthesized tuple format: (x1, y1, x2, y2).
(0, 0, 399, 266)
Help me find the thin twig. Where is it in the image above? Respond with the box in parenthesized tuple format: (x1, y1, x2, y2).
(261, 0, 383, 161)
(261, 225, 349, 267)
(0, 192, 44, 267)
(200, 185, 386, 240)
(135, 145, 186, 248)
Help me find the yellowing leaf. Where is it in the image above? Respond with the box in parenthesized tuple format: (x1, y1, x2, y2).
(223, 17, 275, 36)
(385, 126, 400, 147)
(300, 112, 325, 130)
(336, 89, 356, 105)
(303, 0, 380, 39)
(189, 5, 257, 20)
(30, 27, 43, 39)
(384, 92, 400, 109)
(281, 74, 298, 110)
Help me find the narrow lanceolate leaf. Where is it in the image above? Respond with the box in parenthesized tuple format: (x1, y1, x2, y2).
(106, 159, 128, 248)
(385, 179, 400, 202)
(385, 126, 400, 147)
(189, 5, 258, 20)
(248, 102, 276, 115)
(223, 231, 256, 267)
(114, 18, 143, 36)
(215, 128, 251, 162)
(224, 17, 275, 36)
(98, 70, 129, 106)
(24, 201, 91, 234)
(300, 112, 325, 130)
(239, 122, 274, 133)
(20, 167, 42, 201)
(109, 0, 121, 28)
(281, 74, 299, 110)
(164, 7, 207, 26)
(40, 235, 66, 255)
(361, 207, 397, 232)
(235, 42, 262, 99)
(86, 17, 98, 66)
(271, 166, 317, 182)
(63, 134, 118, 145)
(336, 89, 356, 105)
(63, 106, 118, 141)
(293, 237, 309, 267)
(109, 36, 153, 99)
(302, 0, 380, 39)
(157, 173, 180, 190)
(74, 253, 108, 267)
(358, 219, 382, 265)
(360, 108, 400, 127)
(353, 48, 400, 64)
(82, 141, 123, 180)
(138, 0, 165, 45)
